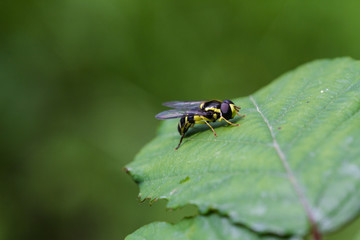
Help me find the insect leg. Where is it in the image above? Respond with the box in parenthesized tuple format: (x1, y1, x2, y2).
(234, 106, 246, 117)
(236, 113, 246, 117)
(220, 116, 240, 126)
(175, 134, 185, 150)
(200, 116, 217, 137)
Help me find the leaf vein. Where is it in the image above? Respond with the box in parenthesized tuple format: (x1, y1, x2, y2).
(249, 95, 319, 236)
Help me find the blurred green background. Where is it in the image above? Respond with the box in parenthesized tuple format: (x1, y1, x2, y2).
(2, 0, 360, 239)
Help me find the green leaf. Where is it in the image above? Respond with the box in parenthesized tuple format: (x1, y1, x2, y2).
(126, 58, 360, 237)
(125, 215, 287, 240)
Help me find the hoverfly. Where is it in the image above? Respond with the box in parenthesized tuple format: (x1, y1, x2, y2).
(155, 100, 244, 150)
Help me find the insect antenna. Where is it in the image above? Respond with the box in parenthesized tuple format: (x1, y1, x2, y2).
(234, 106, 246, 117)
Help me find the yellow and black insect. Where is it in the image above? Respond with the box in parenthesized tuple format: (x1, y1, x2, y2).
(155, 100, 244, 150)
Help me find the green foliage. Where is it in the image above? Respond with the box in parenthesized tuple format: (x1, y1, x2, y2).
(4, 0, 360, 238)
(126, 214, 287, 240)
(126, 58, 360, 239)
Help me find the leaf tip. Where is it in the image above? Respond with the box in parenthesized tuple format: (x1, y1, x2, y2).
(123, 167, 132, 174)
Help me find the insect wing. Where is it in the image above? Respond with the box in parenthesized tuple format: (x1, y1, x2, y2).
(155, 109, 206, 119)
(162, 101, 204, 110)
(155, 109, 186, 119)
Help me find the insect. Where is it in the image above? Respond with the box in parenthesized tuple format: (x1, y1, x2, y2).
(155, 100, 244, 150)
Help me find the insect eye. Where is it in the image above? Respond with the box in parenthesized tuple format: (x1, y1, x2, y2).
(221, 103, 230, 115)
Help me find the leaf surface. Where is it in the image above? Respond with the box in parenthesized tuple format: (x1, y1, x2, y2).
(126, 58, 360, 236)
(125, 215, 286, 240)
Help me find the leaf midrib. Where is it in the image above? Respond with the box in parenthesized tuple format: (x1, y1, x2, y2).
(249, 94, 319, 235)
